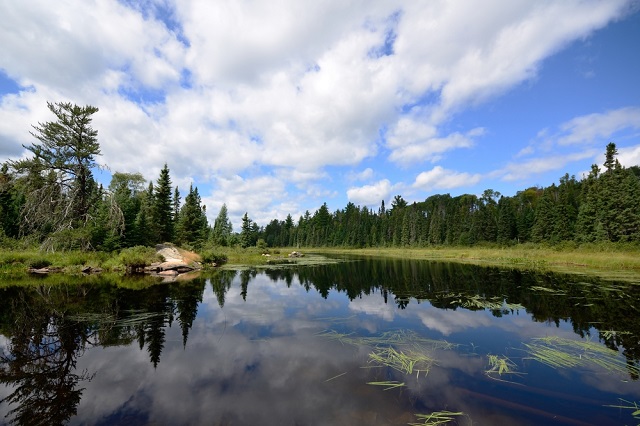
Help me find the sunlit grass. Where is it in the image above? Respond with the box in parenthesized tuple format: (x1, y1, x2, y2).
(523, 336, 640, 377)
(368, 346, 435, 378)
(306, 244, 640, 282)
(605, 398, 640, 423)
(365, 380, 406, 391)
(409, 410, 466, 426)
(440, 293, 525, 311)
(316, 329, 457, 351)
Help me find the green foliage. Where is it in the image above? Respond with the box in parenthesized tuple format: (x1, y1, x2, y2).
(211, 204, 233, 246)
(117, 246, 161, 269)
(199, 249, 228, 265)
(152, 164, 174, 243)
(11, 102, 103, 239)
(25, 256, 52, 269)
(176, 184, 208, 249)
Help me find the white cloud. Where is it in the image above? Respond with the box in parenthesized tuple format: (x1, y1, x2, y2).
(0, 0, 635, 223)
(388, 127, 483, 166)
(203, 175, 289, 231)
(499, 150, 598, 181)
(348, 168, 374, 182)
(347, 179, 392, 207)
(557, 107, 640, 145)
(618, 144, 640, 167)
(413, 166, 481, 191)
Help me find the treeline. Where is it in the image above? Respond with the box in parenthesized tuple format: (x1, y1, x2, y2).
(0, 102, 209, 251)
(260, 143, 640, 248)
(1, 102, 639, 253)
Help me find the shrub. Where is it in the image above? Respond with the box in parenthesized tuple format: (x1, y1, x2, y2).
(26, 257, 52, 269)
(200, 249, 228, 265)
(118, 246, 161, 269)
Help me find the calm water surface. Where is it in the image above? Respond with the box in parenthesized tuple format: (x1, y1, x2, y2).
(1, 257, 639, 425)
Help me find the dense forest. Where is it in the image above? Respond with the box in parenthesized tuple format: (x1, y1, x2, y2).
(1, 102, 639, 253)
(265, 147, 640, 248)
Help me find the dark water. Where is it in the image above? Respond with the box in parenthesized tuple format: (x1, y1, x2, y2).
(1, 258, 640, 425)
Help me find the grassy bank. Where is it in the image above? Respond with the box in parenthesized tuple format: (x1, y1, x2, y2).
(305, 243, 640, 282)
(0, 246, 163, 276)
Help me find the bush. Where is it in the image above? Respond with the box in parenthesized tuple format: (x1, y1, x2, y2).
(26, 257, 52, 269)
(200, 249, 228, 265)
(118, 246, 161, 269)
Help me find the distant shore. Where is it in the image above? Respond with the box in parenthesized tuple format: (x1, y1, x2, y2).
(305, 245, 640, 283)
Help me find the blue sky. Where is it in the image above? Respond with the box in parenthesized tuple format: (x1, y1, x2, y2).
(1, 1, 639, 230)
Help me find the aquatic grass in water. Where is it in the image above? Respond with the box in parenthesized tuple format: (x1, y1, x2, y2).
(365, 380, 406, 391)
(68, 310, 166, 328)
(486, 354, 517, 376)
(605, 399, 640, 423)
(368, 346, 435, 377)
(409, 410, 466, 426)
(523, 336, 640, 377)
(441, 292, 525, 311)
(316, 329, 457, 352)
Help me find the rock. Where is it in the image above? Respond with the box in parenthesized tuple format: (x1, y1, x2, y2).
(288, 251, 304, 258)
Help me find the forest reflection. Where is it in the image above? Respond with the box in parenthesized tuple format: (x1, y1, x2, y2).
(1, 259, 639, 424)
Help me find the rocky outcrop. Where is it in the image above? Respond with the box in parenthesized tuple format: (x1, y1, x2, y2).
(145, 244, 202, 280)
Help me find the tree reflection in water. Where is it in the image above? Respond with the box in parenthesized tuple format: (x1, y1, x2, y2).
(0, 278, 206, 425)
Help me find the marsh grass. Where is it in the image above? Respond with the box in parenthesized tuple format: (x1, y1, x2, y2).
(485, 354, 524, 384)
(306, 244, 640, 282)
(441, 293, 525, 311)
(409, 410, 466, 426)
(316, 329, 456, 351)
(368, 346, 435, 378)
(523, 336, 639, 377)
(605, 398, 640, 423)
(68, 310, 166, 328)
(365, 380, 406, 390)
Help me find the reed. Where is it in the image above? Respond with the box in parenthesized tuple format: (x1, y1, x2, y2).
(365, 380, 406, 391)
(605, 399, 640, 422)
(409, 410, 465, 426)
(523, 336, 639, 377)
(368, 346, 435, 377)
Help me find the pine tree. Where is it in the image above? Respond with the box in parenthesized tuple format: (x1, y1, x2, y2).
(10, 102, 103, 247)
(153, 164, 174, 243)
(176, 184, 208, 248)
(212, 204, 233, 246)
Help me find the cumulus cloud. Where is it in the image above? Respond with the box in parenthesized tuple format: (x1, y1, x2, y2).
(498, 150, 598, 181)
(557, 107, 640, 145)
(388, 127, 484, 165)
(618, 144, 640, 167)
(0, 0, 635, 223)
(413, 166, 481, 191)
(347, 179, 392, 207)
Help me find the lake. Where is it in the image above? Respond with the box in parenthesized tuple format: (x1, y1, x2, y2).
(1, 256, 639, 425)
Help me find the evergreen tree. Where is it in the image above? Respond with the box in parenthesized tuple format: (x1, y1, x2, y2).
(240, 212, 253, 248)
(176, 184, 208, 248)
(0, 163, 22, 239)
(212, 204, 233, 246)
(153, 164, 174, 243)
(497, 196, 517, 244)
(10, 102, 104, 248)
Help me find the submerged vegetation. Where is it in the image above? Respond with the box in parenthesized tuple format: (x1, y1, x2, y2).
(523, 336, 640, 378)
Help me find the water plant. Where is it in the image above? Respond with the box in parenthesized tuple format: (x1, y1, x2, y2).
(365, 380, 406, 391)
(523, 336, 639, 377)
(605, 398, 640, 424)
(409, 410, 466, 425)
(368, 346, 435, 378)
